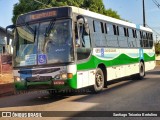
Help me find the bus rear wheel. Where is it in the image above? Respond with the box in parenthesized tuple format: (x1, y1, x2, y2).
(92, 68, 104, 93)
(136, 62, 145, 80)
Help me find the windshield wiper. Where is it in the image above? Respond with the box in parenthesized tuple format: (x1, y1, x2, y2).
(44, 18, 56, 37)
(26, 23, 34, 34)
(33, 26, 37, 42)
(43, 18, 56, 52)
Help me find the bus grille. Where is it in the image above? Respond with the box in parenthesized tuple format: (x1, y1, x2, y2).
(26, 76, 52, 82)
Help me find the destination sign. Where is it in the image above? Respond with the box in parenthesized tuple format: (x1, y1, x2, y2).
(30, 11, 57, 20)
(16, 7, 72, 25)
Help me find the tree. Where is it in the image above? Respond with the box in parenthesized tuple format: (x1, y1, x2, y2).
(155, 41, 160, 55)
(103, 9, 121, 19)
(12, 0, 43, 24)
(12, 0, 121, 24)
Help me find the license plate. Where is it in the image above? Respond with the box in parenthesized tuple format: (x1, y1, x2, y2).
(53, 81, 65, 85)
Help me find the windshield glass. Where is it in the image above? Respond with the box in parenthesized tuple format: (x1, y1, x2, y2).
(14, 24, 37, 67)
(14, 19, 73, 67)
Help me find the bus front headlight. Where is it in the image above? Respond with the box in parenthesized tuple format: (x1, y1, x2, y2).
(54, 73, 73, 80)
(14, 76, 21, 82)
(61, 73, 67, 79)
(14, 76, 25, 82)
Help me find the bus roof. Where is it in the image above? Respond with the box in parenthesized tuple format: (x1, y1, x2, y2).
(17, 6, 152, 32)
(70, 6, 152, 32)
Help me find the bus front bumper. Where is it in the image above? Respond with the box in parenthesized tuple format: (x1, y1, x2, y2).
(14, 79, 69, 91)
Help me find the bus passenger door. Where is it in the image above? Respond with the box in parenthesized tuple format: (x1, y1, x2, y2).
(75, 16, 92, 88)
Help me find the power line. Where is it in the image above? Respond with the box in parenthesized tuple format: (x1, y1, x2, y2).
(144, 0, 160, 37)
(152, 0, 160, 8)
(34, 0, 160, 38)
(33, 0, 52, 8)
(146, 24, 160, 37)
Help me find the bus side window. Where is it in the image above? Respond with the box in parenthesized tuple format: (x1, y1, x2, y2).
(100, 22, 104, 33)
(104, 23, 107, 34)
(113, 25, 117, 35)
(128, 28, 137, 48)
(93, 20, 106, 47)
(75, 20, 91, 61)
(135, 30, 137, 38)
(124, 27, 127, 37)
(106, 23, 118, 47)
(149, 33, 153, 48)
(136, 30, 141, 48)
(83, 24, 91, 48)
(142, 32, 149, 48)
(140, 31, 143, 47)
(118, 26, 128, 48)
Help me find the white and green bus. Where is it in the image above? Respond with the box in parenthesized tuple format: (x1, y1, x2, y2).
(6, 6, 155, 93)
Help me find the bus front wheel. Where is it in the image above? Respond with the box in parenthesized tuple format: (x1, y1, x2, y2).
(92, 68, 104, 93)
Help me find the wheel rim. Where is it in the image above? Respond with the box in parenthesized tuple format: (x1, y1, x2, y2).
(96, 72, 103, 88)
(140, 65, 144, 76)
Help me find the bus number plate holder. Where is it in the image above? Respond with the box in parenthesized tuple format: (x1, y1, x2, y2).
(53, 80, 65, 85)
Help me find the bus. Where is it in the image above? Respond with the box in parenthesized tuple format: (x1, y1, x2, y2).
(6, 6, 155, 93)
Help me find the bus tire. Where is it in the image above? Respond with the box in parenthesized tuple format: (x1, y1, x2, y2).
(92, 68, 104, 93)
(137, 62, 145, 80)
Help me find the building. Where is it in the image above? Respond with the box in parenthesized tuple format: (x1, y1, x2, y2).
(0, 26, 13, 54)
(0, 26, 13, 73)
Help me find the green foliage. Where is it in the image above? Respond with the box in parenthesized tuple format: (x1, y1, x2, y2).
(82, 0, 105, 14)
(12, 0, 122, 24)
(103, 9, 121, 19)
(155, 42, 160, 55)
(12, 0, 43, 24)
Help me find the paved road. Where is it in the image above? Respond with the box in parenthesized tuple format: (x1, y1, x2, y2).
(0, 67, 160, 120)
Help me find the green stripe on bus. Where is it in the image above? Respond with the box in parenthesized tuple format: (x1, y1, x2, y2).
(77, 53, 155, 70)
(67, 75, 77, 89)
(144, 53, 155, 62)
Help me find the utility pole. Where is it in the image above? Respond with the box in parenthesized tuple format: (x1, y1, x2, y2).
(142, 0, 146, 27)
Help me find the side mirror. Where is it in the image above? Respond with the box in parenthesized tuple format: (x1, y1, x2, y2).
(76, 15, 89, 35)
(6, 25, 15, 45)
(6, 25, 15, 30)
(76, 15, 87, 24)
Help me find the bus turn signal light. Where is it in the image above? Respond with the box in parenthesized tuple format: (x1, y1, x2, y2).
(67, 73, 73, 79)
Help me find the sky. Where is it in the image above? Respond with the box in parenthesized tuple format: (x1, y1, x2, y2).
(0, 0, 19, 28)
(0, 0, 160, 39)
(103, 0, 160, 40)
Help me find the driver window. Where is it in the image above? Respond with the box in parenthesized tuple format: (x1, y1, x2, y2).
(75, 21, 91, 61)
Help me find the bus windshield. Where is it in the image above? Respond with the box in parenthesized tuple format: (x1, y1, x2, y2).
(14, 19, 73, 67)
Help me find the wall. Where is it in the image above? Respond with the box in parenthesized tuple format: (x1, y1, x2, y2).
(0, 55, 12, 74)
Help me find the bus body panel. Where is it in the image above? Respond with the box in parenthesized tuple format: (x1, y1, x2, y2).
(11, 6, 155, 92)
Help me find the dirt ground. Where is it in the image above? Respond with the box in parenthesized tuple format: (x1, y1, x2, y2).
(0, 74, 14, 97)
(156, 61, 160, 66)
